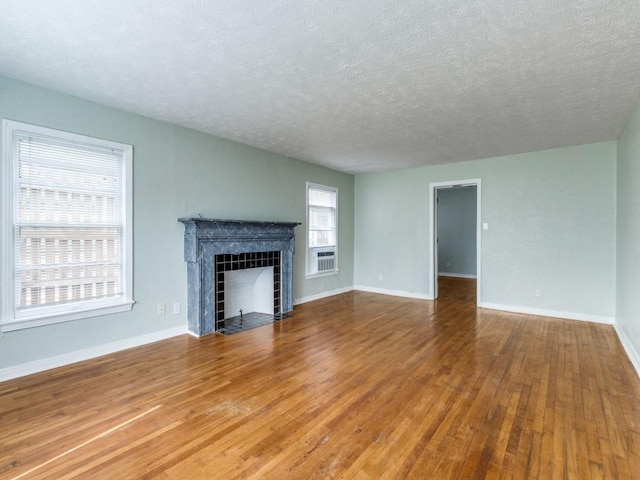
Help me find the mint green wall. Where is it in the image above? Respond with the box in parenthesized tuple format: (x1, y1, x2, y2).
(355, 142, 616, 319)
(0, 76, 354, 369)
(0, 74, 625, 372)
(616, 101, 640, 357)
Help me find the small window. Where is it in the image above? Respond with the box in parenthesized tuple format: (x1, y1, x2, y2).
(306, 182, 338, 277)
(1, 120, 134, 331)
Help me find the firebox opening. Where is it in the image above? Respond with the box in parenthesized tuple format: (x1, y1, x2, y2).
(224, 266, 274, 318)
(214, 251, 281, 334)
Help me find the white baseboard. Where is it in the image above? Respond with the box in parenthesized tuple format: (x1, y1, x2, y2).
(354, 285, 434, 300)
(438, 272, 477, 279)
(0, 325, 188, 383)
(295, 286, 354, 305)
(613, 322, 640, 379)
(479, 302, 614, 325)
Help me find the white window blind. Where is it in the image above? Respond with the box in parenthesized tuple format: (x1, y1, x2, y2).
(2, 120, 133, 329)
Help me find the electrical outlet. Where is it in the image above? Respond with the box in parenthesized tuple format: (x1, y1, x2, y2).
(173, 302, 181, 314)
(157, 303, 166, 315)
(378, 273, 383, 281)
(535, 289, 542, 298)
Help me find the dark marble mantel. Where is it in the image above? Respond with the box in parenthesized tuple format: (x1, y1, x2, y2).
(178, 218, 301, 336)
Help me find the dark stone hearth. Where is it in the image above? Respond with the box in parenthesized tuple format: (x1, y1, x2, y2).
(178, 218, 301, 336)
(218, 312, 275, 335)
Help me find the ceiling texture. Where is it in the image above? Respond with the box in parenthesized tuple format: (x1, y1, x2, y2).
(1, 0, 640, 174)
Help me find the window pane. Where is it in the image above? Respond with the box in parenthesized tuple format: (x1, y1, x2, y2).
(309, 230, 336, 247)
(309, 206, 335, 230)
(16, 226, 123, 309)
(309, 188, 336, 208)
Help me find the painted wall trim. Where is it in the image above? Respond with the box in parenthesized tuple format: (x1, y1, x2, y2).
(613, 322, 640, 379)
(295, 286, 354, 305)
(438, 273, 477, 279)
(479, 302, 614, 325)
(354, 285, 434, 300)
(0, 325, 188, 382)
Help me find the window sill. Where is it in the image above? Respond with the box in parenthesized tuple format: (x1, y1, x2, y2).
(1, 301, 135, 332)
(306, 269, 340, 280)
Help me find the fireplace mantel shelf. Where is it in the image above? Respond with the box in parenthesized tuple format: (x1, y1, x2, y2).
(179, 218, 301, 228)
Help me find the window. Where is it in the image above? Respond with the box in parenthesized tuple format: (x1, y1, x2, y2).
(1, 120, 133, 331)
(306, 182, 338, 277)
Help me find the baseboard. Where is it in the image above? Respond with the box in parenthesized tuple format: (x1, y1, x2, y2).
(479, 302, 614, 325)
(0, 325, 188, 383)
(354, 285, 434, 300)
(438, 272, 477, 279)
(613, 322, 640, 379)
(294, 286, 354, 305)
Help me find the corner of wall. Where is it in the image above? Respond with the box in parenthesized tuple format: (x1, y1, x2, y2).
(613, 321, 640, 379)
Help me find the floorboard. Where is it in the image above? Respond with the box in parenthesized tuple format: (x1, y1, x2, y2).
(1, 277, 639, 479)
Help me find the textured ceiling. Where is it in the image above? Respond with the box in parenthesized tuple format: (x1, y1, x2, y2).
(1, 1, 640, 174)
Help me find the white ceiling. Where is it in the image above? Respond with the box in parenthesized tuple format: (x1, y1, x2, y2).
(1, 1, 640, 174)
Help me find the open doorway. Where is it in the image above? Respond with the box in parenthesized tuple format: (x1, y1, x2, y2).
(429, 179, 481, 304)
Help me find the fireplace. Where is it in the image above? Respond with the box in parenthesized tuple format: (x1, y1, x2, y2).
(178, 218, 301, 336)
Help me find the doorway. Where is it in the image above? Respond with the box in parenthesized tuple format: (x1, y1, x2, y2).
(429, 179, 481, 304)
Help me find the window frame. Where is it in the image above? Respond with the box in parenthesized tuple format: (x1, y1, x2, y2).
(306, 182, 339, 278)
(1, 119, 134, 331)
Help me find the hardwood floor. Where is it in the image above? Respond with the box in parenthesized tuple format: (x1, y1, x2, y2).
(2, 278, 640, 479)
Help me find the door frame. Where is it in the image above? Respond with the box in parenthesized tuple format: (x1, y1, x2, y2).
(429, 178, 482, 304)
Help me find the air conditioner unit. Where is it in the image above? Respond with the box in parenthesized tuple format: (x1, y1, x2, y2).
(310, 248, 336, 274)
(317, 250, 335, 272)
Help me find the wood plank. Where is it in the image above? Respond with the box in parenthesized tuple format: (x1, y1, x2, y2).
(1, 277, 640, 479)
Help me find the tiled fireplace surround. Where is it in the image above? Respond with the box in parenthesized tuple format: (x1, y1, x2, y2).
(178, 218, 300, 336)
